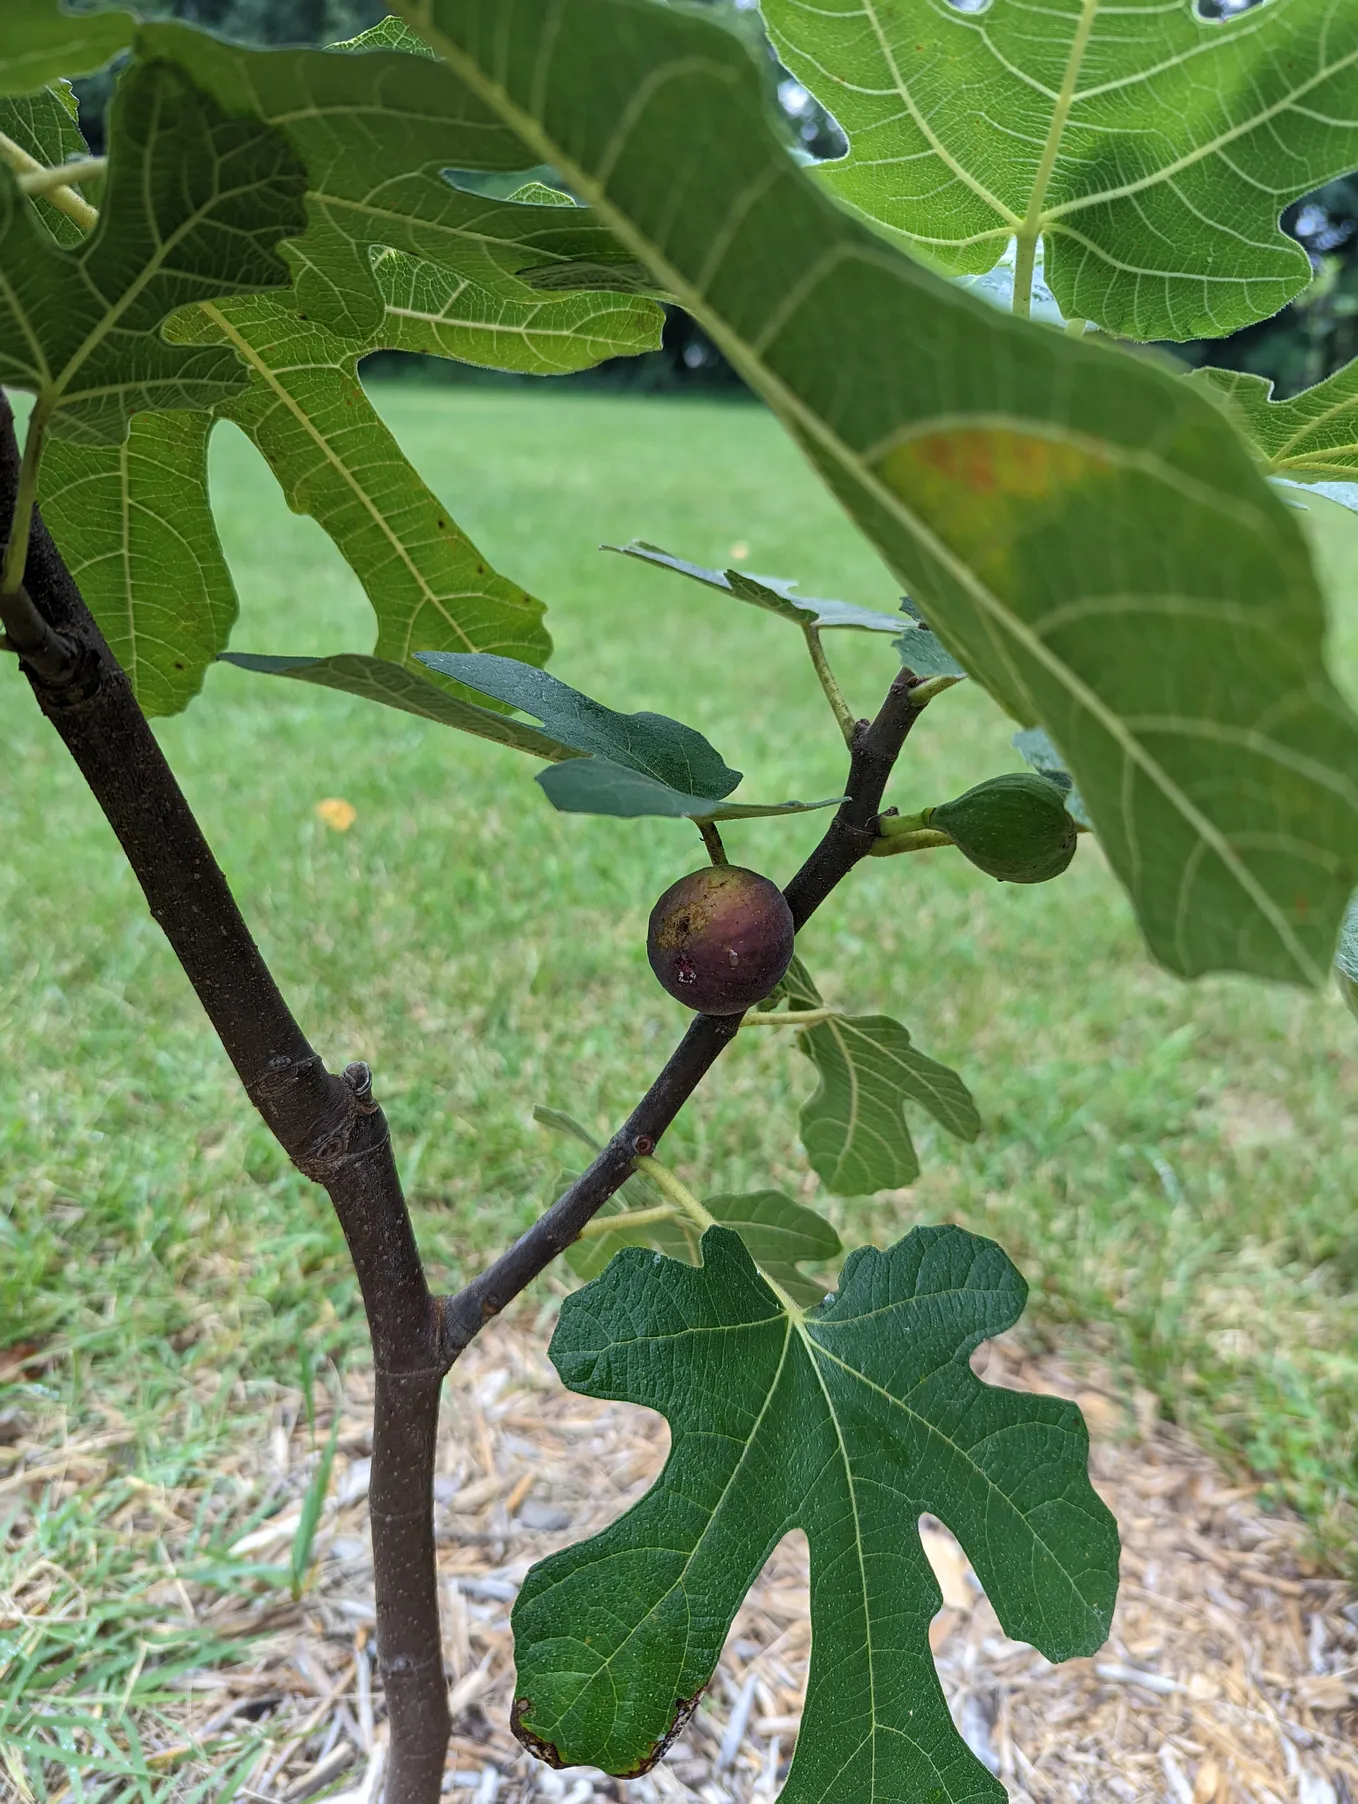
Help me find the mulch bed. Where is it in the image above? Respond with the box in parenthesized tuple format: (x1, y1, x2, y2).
(5, 1318, 1357, 1803)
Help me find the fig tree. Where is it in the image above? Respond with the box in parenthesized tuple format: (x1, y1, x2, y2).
(647, 864, 795, 1014)
(927, 772, 1077, 884)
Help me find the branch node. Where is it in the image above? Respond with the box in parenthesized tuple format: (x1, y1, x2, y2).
(633, 1134, 656, 1156)
(345, 1059, 378, 1111)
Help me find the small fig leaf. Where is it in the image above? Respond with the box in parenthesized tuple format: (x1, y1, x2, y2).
(1011, 729, 1092, 829)
(799, 1015, 980, 1196)
(538, 758, 842, 823)
(219, 654, 574, 760)
(607, 541, 903, 633)
(419, 653, 740, 799)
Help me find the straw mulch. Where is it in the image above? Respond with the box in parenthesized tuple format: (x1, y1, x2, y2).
(8, 1316, 1358, 1803)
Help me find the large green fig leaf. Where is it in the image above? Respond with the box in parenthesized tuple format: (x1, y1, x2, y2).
(0, 0, 132, 94)
(1191, 362, 1358, 514)
(42, 414, 237, 718)
(394, 0, 1358, 989)
(761, 0, 1358, 342)
(135, 19, 661, 342)
(0, 59, 305, 444)
(799, 1014, 980, 1195)
(2, 69, 238, 717)
(512, 1223, 1118, 1794)
(174, 296, 552, 672)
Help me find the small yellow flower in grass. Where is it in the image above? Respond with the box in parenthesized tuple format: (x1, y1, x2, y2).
(729, 541, 750, 561)
(316, 797, 357, 832)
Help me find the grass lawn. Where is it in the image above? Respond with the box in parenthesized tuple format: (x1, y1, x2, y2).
(4, 384, 1358, 1770)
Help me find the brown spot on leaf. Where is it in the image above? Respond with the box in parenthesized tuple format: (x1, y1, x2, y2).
(511, 1687, 707, 1778)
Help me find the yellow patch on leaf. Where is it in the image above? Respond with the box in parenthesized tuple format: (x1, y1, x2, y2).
(874, 426, 1108, 585)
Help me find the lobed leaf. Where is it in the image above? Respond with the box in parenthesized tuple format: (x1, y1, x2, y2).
(42, 413, 238, 718)
(761, 0, 1358, 341)
(136, 19, 662, 342)
(175, 296, 552, 673)
(798, 1013, 980, 1196)
(608, 540, 904, 632)
(393, 0, 1358, 988)
(0, 0, 133, 94)
(0, 58, 306, 444)
(513, 1223, 1118, 1795)
(1191, 362, 1358, 516)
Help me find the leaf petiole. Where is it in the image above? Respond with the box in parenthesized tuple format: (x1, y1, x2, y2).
(1, 408, 48, 604)
(697, 818, 728, 865)
(633, 1154, 805, 1317)
(0, 131, 100, 232)
(741, 1007, 842, 1028)
(631, 1155, 715, 1232)
(868, 828, 954, 859)
(802, 623, 856, 746)
(576, 1203, 680, 1239)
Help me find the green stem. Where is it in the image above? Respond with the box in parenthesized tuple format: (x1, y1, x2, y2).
(741, 1007, 842, 1028)
(1064, 315, 1088, 338)
(1011, 233, 1038, 321)
(1, 407, 47, 603)
(18, 156, 106, 203)
(876, 809, 931, 837)
(803, 623, 856, 746)
(697, 818, 728, 865)
(868, 828, 954, 859)
(0, 131, 100, 231)
(631, 1155, 715, 1232)
(577, 1202, 680, 1239)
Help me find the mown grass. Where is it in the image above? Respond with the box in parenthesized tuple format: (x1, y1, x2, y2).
(3, 387, 1358, 1780)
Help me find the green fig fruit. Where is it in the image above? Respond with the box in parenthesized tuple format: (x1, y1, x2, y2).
(927, 772, 1077, 884)
(647, 865, 795, 1014)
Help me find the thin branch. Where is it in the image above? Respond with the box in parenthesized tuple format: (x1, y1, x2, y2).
(0, 393, 448, 1804)
(441, 668, 930, 1354)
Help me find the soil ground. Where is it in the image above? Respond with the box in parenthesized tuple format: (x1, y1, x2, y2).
(6, 1314, 1351, 1804)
